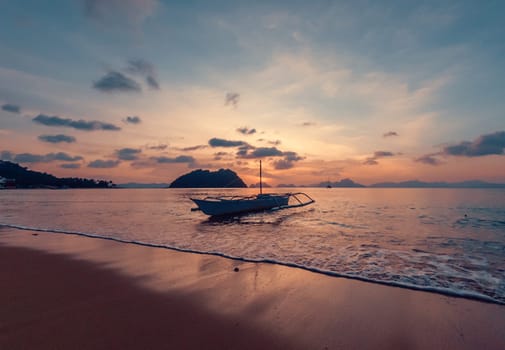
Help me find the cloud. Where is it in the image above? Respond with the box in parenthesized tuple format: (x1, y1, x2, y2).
(94, 59, 160, 94)
(116, 148, 141, 160)
(83, 0, 158, 25)
(177, 145, 208, 152)
(236, 127, 256, 135)
(151, 155, 195, 163)
(283, 151, 304, 162)
(61, 163, 81, 169)
(146, 76, 160, 90)
(93, 71, 141, 93)
(3, 152, 84, 163)
(272, 151, 304, 170)
(208, 137, 248, 148)
(415, 154, 443, 165)
(273, 159, 296, 170)
(124, 116, 141, 124)
(364, 150, 395, 165)
(38, 134, 76, 143)
(88, 159, 120, 168)
(33, 114, 121, 131)
(442, 131, 505, 157)
(1, 103, 20, 113)
(146, 144, 168, 150)
(225, 92, 240, 108)
(241, 147, 284, 158)
(46, 153, 83, 162)
(1, 151, 13, 161)
(235, 145, 304, 168)
(236, 146, 302, 160)
(126, 59, 154, 75)
(363, 158, 379, 165)
(373, 151, 394, 158)
(414, 131, 505, 166)
(13, 153, 46, 163)
(213, 151, 229, 160)
(126, 59, 160, 90)
(236, 145, 254, 157)
(383, 131, 399, 137)
(258, 138, 282, 146)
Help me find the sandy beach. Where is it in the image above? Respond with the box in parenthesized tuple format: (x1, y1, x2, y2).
(1, 226, 504, 350)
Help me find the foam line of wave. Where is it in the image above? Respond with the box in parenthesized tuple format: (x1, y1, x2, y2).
(2, 223, 503, 306)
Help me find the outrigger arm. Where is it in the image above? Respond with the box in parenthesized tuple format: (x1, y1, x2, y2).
(269, 192, 315, 211)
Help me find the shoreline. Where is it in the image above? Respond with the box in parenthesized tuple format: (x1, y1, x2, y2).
(3, 223, 503, 306)
(1, 227, 504, 349)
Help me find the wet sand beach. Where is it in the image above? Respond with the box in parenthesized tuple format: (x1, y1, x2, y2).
(1, 227, 504, 349)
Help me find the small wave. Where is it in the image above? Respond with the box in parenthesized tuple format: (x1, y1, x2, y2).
(1, 223, 504, 306)
(453, 217, 505, 229)
(428, 236, 505, 255)
(412, 248, 430, 253)
(326, 221, 367, 229)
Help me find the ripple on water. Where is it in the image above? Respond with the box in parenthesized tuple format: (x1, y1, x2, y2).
(1, 187, 505, 304)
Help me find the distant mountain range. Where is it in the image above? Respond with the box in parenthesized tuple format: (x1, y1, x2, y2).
(277, 179, 505, 188)
(249, 182, 272, 188)
(369, 180, 505, 188)
(121, 178, 505, 189)
(4, 161, 504, 189)
(118, 183, 170, 188)
(278, 179, 366, 188)
(314, 179, 366, 188)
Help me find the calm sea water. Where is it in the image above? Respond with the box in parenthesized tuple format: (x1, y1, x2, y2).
(1, 188, 504, 304)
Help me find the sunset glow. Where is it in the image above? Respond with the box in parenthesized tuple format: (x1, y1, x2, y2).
(1, 1, 504, 185)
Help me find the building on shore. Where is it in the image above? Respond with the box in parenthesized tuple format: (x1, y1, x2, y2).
(0, 176, 16, 189)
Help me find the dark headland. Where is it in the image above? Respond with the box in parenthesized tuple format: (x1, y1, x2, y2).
(0, 161, 114, 188)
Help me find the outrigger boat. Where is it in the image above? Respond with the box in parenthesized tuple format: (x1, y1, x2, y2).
(190, 161, 315, 216)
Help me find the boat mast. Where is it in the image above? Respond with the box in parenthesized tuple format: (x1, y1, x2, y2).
(259, 160, 263, 195)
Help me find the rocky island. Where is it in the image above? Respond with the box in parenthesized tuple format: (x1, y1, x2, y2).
(169, 169, 247, 188)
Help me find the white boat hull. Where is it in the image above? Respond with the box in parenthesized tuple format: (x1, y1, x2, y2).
(191, 194, 289, 216)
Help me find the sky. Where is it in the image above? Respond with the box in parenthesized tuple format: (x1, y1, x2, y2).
(1, 0, 504, 186)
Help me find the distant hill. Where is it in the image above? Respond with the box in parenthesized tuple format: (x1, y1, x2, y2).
(0, 160, 114, 188)
(249, 182, 272, 188)
(276, 179, 365, 188)
(277, 178, 505, 188)
(169, 169, 247, 188)
(329, 178, 365, 187)
(118, 182, 170, 188)
(370, 180, 505, 188)
(277, 183, 300, 188)
(310, 178, 366, 188)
